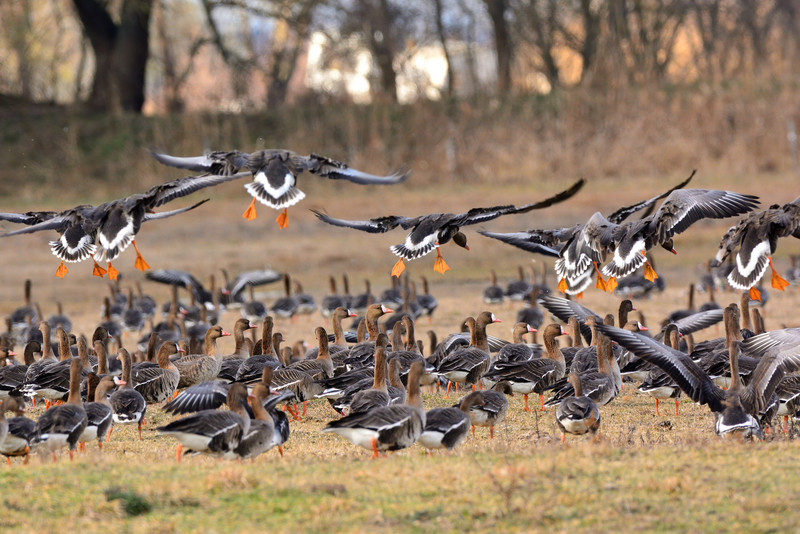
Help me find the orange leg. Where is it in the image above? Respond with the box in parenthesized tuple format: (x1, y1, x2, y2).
(433, 246, 450, 274)
(445, 381, 452, 399)
(98, 441, 103, 450)
(138, 421, 143, 440)
(6, 457, 10, 466)
(276, 208, 289, 229)
(92, 260, 106, 277)
(69, 449, 74, 461)
(655, 398, 661, 416)
(371, 438, 380, 459)
(243, 198, 258, 220)
(45, 400, 51, 409)
(55, 261, 69, 278)
(471, 425, 475, 438)
(277, 445, 284, 458)
(52, 453, 58, 464)
(302, 401, 308, 416)
(539, 394, 545, 411)
(107, 262, 119, 281)
(784, 415, 790, 433)
(176, 444, 183, 462)
(560, 432, 566, 444)
(107, 427, 113, 442)
(674, 399, 679, 416)
(490, 426, 494, 440)
(132, 239, 150, 272)
(523, 394, 530, 412)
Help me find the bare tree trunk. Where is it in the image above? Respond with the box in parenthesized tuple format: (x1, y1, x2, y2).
(433, 0, 455, 98)
(484, 0, 512, 94)
(71, 0, 154, 113)
(156, 0, 183, 112)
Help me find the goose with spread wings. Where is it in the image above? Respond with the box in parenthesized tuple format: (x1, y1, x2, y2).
(0, 172, 248, 279)
(150, 148, 409, 228)
(480, 173, 696, 294)
(711, 195, 800, 301)
(596, 322, 800, 439)
(311, 179, 585, 277)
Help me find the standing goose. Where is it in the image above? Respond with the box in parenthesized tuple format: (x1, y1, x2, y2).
(132, 342, 183, 403)
(516, 288, 544, 331)
(320, 276, 347, 317)
(343, 304, 393, 368)
(9, 279, 37, 331)
(0, 340, 36, 398)
(271, 349, 322, 420)
(637, 324, 683, 416)
(482, 270, 504, 304)
(79, 373, 116, 450)
(556, 372, 601, 442)
(150, 148, 408, 228)
(270, 274, 299, 319)
(312, 179, 584, 276)
(712, 195, 800, 300)
(174, 325, 231, 388)
(481, 323, 567, 411)
(109, 349, 147, 440)
(436, 312, 501, 397)
(348, 334, 392, 414)
(416, 276, 438, 322)
(288, 327, 334, 380)
(505, 266, 532, 301)
(156, 382, 251, 461)
(418, 394, 484, 451)
(32, 358, 87, 461)
(596, 323, 800, 439)
(217, 318, 258, 381)
(323, 360, 426, 457)
(226, 383, 276, 461)
(303, 306, 357, 364)
(458, 381, 513, 439)
(21, 326, 79, 407)
(494, 322, 539, 363)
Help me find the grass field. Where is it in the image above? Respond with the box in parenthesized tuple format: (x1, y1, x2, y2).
(0, 123, 799, 531)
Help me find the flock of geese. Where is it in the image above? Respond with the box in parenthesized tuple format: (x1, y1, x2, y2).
(0, 145, 799, 463)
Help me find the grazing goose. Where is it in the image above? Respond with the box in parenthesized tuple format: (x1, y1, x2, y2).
(323, 360, 426, 457)
(271, 274, 299, 319)
(0, 395, 34, 464)
(174, 325, 231, 388)
(32, 358, 87, 461)
(418, 393, 485, 451)
(312, 179, 584, 276)
(241, 285, 268, 325)
(109, 349, 147, 440)
(0, 172, 244, 278)
(133, 342, 183, 403)
(79, 373, 116, 450)
(150, 148, 408, 228)
(157, 382, 251, 461)
(556, 372, 601, 442)
(436, 312, 501, 396)
(458, 381, 513, 439)
(481, 323, 566, 411)
(596, 323, 800, 439)
(712, 195, 800, 300)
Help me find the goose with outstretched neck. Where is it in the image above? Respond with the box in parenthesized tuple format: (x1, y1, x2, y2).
(436, 311, 501, 397)
(343, 303, 394, 368)
(32, 358, 87, 461)
(323, 360, 426, 457)
(79, 373, 116, 450)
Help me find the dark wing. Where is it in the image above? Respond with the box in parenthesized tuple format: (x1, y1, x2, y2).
(149, 150, 250, 175)
(741, 328, 800, 357)
(1, 213, 76, 237)
(0, 211, 59, 225)
(509, 179, 586, 213)
(477, 230, 562, 257)
(142, 199, 210, 221)
(539, 295, 601, 342)
(145, 269, 206, 294)
(311, 209, 409, 233)
(596, 324, 725, 411)
(741, 345, 800, 414)
(648, 189, 760, 243)
(606, 170, 696, 223)
(226, 269, 284, 298)
(299, 153, 409, 185)
(143, 172, 251, 208)
(668, 309, 725, 337)
(162, 381, 231, 414)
